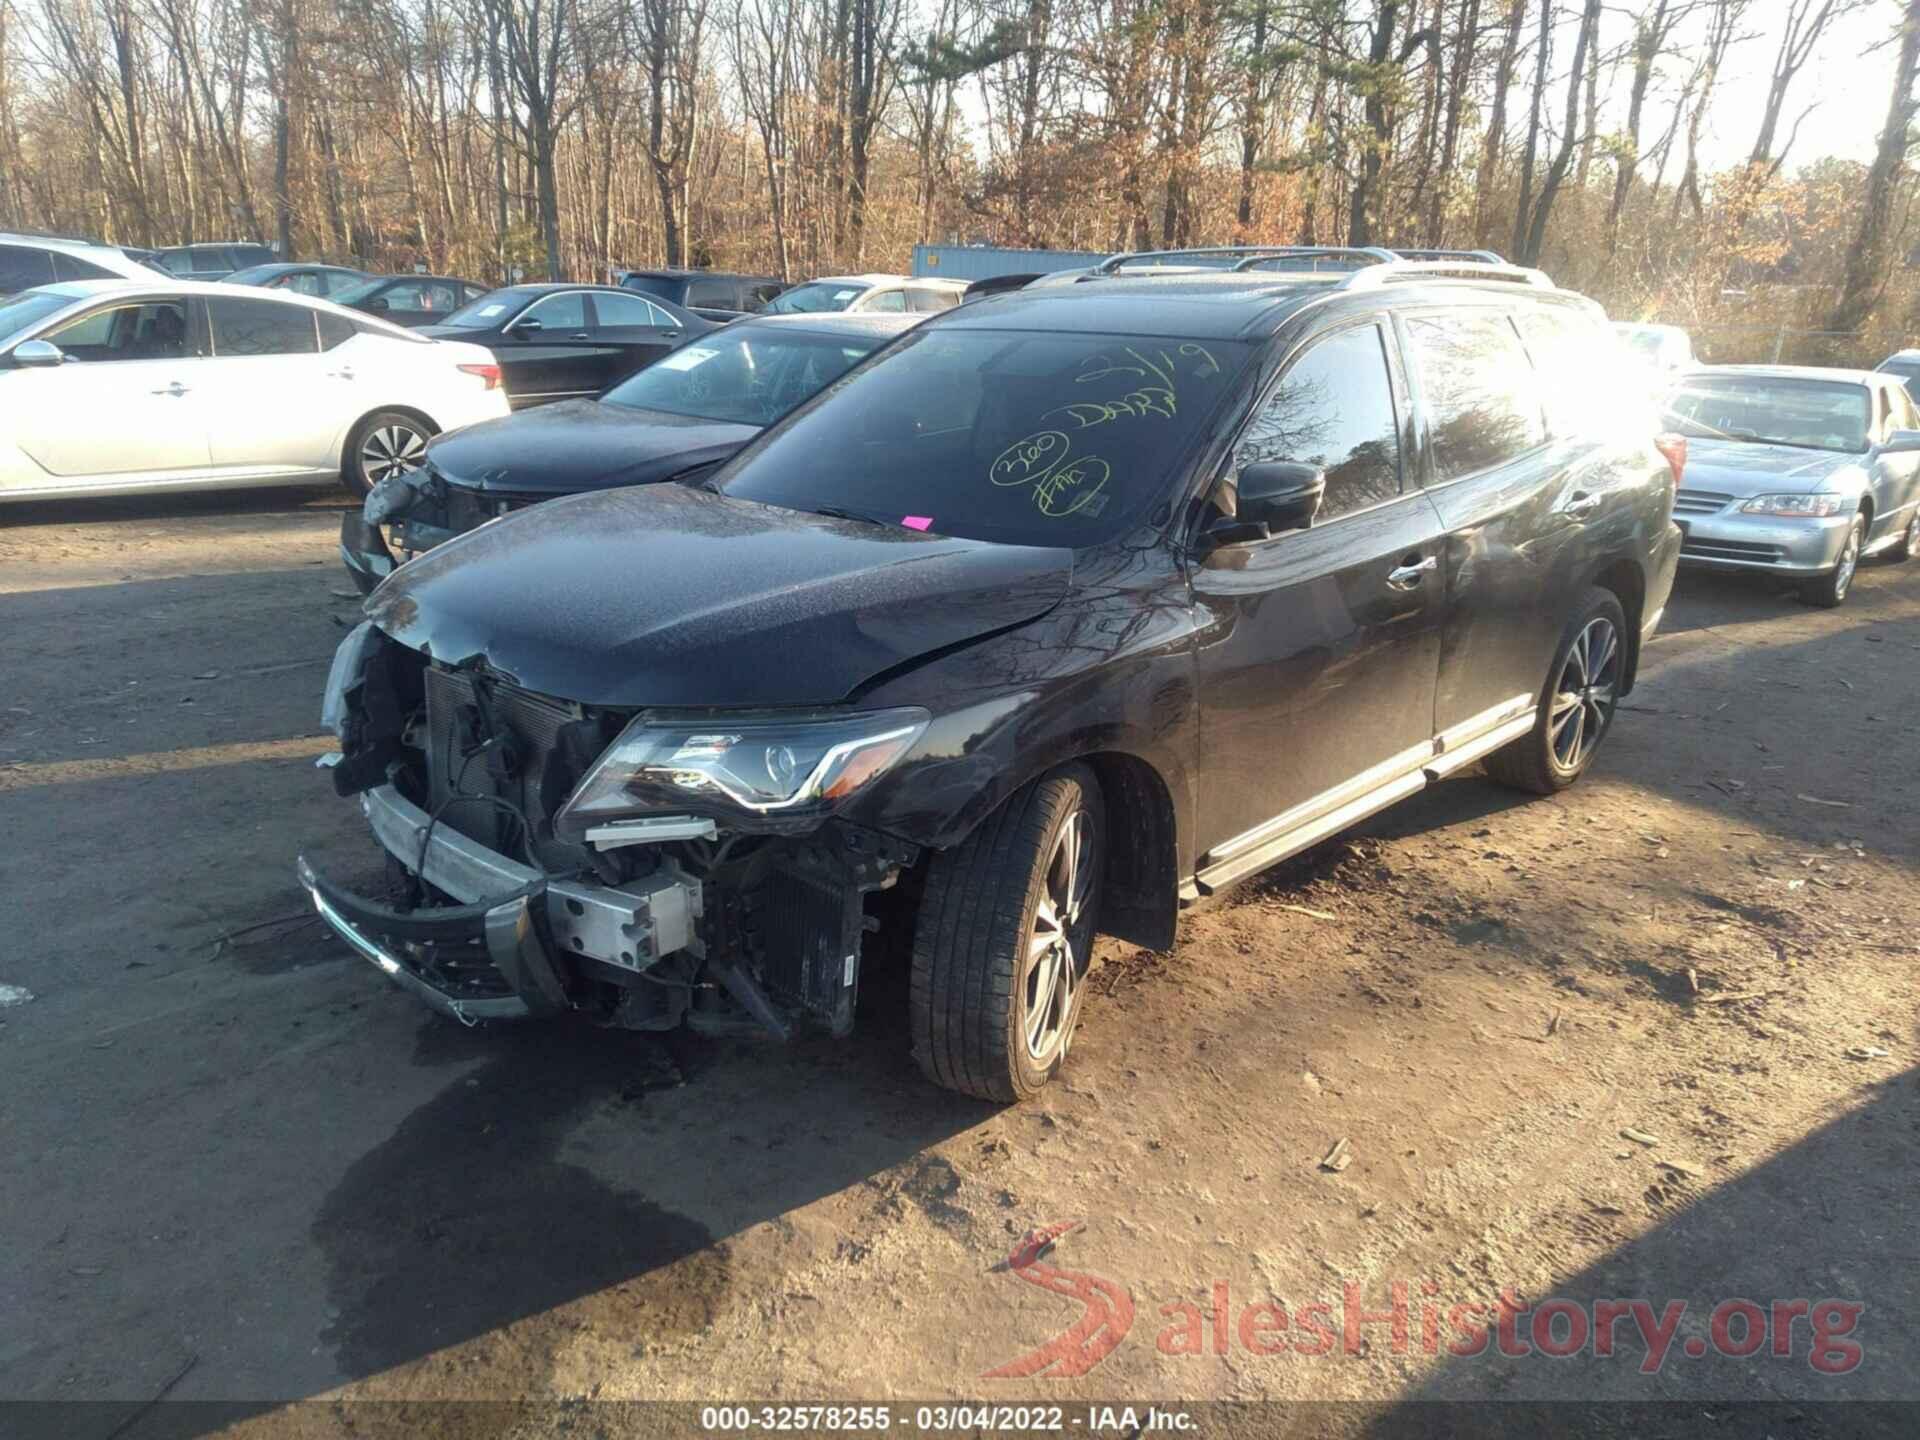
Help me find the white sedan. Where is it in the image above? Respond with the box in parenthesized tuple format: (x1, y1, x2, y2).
(0, 279, 509, 503)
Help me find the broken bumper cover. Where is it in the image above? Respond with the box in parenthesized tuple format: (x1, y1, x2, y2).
(296, 784, 701, 1022)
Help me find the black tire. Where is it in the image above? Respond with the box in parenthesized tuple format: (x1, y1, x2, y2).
(910, 765, 1104, 1102)
(1483, 586, 1628, 796)
(342, 410, 434, 499)
(1799, 513, 1865, 608)
(1889, 509, 1919, 563)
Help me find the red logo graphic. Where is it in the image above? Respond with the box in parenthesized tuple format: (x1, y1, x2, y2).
(981, 1221, 1136, 1378)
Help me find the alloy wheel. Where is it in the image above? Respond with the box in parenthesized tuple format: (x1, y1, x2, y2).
(1548, 617, 1620, 772)
(1834, 523, 1861, 599)
(1023, 809, 1094, 1063)
(360, 424, 428, 486)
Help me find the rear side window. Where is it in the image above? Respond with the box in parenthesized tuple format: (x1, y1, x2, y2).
(686, 279, 736, 309)
(0, 245, 56, 292)
(53, 252, 119, 281)
(156, 249, 195, 275)
(865, 289, 908, 313)
(318, 312, 358, 350)
(190, 246, 231, 270)
(1237, 322, 1403, 520)
(906, 286, 958, 314)
(208, 295, 318, 356)
(1405, 309, 1547, 481)
(1515, 305, 1642, 438)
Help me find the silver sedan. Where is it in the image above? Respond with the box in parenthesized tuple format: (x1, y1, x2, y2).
(1664, 365, 1920, 606)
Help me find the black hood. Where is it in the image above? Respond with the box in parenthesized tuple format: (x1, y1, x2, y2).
(364, 483, 1074, 708)
(427, 400, 760, 496)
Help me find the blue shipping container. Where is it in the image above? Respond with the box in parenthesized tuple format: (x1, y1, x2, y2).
(912, 244, 1112, 282)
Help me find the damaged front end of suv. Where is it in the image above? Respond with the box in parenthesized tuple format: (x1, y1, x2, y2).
(298, 480, 1079, 1044)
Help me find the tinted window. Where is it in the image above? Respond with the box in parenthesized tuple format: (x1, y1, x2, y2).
(190, 246, 231, 271)
(522, 292, 588, 330)
(208, 295, 318, 356)
(588, 292, 666, 329)
(1406, 310, 1547, 480)
(53, 252, 120, 281)
(747, 283, 784, 312)
(619, 274, 685, 303)
(321, 271, 364, 296)
(0, 245, 56, 292)
(1515, 305, 1645, 437)
(378, 279, 460, 313)
(45, 300, 194, 362)
(603, 326, 889, 424)
(157, 248, 196, 275)
(225, 264, 286, 285)
(229, 245, 277, 267)
(1664, 375, 1870, 454)
(318, 311, 358, 350)
(714, 329, 1249, 546)
(686, 279, 736, 309)
(1237, 323, 1401, 520)
(437, 287, 528, 329)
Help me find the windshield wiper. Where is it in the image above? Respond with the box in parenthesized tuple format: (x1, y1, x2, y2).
(811, 505, 886, 527)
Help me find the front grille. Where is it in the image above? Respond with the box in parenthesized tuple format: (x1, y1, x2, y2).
(1681, 537, 1786, 564)
(1674, 489, 1735, 515)
(423, 667, 593, 867)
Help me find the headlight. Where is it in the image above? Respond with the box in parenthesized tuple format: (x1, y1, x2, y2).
(555, 707, 930, 833)
(1739, 493, 1848, 518)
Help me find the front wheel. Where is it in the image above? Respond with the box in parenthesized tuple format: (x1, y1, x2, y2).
(910, 765, 1104, 1102)
(1483, 587, 1627, 796)
(343, 411, 434, 499)
(1800, 513, 1865, 608)
(1888, 509, 1918, 563)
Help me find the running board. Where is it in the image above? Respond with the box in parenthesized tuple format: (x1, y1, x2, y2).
(1190, 697, 1537, 897)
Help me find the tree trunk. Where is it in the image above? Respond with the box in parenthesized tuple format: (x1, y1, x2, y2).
(1829, 0, 1920, 336)
(1474, 0, 1523, 250)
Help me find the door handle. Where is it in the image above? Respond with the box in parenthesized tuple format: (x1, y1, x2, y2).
(1386, 556, 1438, 590)
(1562, 491, 1603, 520)
(660, 329, 681, 340)
(328, 366, 355, 381)
(568, 332, 592, 341)
(151, 381, 189, 397)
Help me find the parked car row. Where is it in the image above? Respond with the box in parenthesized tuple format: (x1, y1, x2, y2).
(299, 248, 1689, 1104)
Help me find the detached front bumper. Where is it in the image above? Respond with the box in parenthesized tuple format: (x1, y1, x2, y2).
(1676, 510, 1853, 577)
(296, 784, 701, 1023)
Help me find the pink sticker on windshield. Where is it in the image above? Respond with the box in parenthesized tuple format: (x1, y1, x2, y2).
(901, 515, 934, 531)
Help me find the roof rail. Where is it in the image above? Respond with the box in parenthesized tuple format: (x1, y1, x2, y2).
(1092, 244, 1396, 275)
(1391, 247, 1506, 263)
(1341, 258, 1553, 290)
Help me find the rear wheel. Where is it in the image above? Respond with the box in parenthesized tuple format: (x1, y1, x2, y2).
(1889, 509, 1919, 562)
(910, 765, 1104, 1102)
(344, 411, 433, 499)
(1799, 512, 1865, 608)
(1483, 587, 1627, 796)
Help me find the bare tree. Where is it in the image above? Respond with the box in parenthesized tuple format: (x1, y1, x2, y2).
(1829, 0, 1920, 334)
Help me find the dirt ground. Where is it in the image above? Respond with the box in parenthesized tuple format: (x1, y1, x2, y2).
(1, 484, 1915, 1436)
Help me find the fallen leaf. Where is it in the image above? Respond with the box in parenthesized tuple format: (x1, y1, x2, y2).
(1621, 1127, 1660, 1147)
(1276, 904, 1337, 921)
(1797, 794, 1853, 808)
(1846, 1046, 1891, 1061)
(1320, 1137, 1353, 1173)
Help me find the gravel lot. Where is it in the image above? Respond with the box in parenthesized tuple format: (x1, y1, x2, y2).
(2, 484, 1915, 1435)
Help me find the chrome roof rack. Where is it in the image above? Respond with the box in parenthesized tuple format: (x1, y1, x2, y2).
(1092, 245, 1396, 274)
(1391, 247, 1506, 263)
(1341, 259, 1554, 290)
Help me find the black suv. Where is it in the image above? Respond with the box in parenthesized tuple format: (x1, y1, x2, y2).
(301, 250, 1681, 1102)
(617, 268, 785, 321)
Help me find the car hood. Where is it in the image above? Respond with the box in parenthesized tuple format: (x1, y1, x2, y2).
(364, 483, 1074, 708)
(1681, 439, 1865, 496)
(427, 400, 759, 495)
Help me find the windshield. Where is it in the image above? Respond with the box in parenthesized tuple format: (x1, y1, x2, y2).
(0, 290, 75, 347)
(437, 288, 527, 329)
(713, 328, 1250, 546)
(603, 327, 890, 425)
(765, 281, 867, 314)
(1665, 375, 1871, 453)
(223, 264, 285, 285)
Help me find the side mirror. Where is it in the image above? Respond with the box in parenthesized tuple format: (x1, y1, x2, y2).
(364, 296, 390, 313)
(9, 339, 66, 369)
(1880, 427, 1920, 455)
(1208, 461, 1326, 545)
(507, 317, 543, 336)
